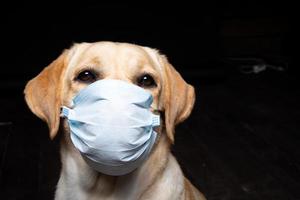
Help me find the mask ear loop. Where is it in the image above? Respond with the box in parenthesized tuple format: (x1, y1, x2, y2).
(152, 114, 160, 127)
(151, 109, 163, 148)
(150, 105, 162, 126)
(60, 99, 75, 118)
(60, 106, 71, 118)
(150, 110, 161, 146)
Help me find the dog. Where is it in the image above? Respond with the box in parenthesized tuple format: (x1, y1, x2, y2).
(24, 42, 206, 200)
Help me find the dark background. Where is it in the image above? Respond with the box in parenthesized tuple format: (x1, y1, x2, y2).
(1, 2, 299, 200)
(0, 2, 296, 85)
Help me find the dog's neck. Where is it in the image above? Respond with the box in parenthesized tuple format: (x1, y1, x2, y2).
(56, 131, 172, 200)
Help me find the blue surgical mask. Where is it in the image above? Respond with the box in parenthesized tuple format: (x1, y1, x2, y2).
(61, 79, 160, 176)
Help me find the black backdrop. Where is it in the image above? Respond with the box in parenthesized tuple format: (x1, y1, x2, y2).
(0, 2, 295, 88)
(0, 2, 298, 200)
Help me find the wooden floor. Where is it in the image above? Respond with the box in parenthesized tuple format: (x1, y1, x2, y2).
(1, 71, 299, 200)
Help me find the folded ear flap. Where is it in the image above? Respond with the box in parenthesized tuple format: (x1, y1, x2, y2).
(24, 50, 69, 139)
(161, 56, 195, 143)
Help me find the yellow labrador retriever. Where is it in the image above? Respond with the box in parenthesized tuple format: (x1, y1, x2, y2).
(24, 42, 206, 200)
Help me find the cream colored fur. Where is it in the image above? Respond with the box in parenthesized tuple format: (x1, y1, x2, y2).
(24, 42, 206, 200)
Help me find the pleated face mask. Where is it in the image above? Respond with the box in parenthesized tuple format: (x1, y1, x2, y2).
(61, 79, 160, 176)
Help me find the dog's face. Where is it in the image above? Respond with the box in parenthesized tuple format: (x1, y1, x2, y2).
(62, 42, 162, 115)
(24, 42, 195, 143)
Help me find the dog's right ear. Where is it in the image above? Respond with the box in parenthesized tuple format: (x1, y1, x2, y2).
(24, 50, 69, 139)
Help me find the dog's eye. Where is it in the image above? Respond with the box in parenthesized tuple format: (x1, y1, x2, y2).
(137, 74, 156, 88)
(76, 70, 97, 83)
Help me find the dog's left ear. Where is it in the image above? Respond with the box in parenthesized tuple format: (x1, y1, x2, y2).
(161, 56, 195, 143)
(24, 50, 69, 139)
(143, 47, 195, 144)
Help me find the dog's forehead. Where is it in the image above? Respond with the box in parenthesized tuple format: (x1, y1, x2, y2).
(69, 42, 155, 70)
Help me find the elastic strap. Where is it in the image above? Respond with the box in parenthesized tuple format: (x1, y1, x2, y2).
(60, 106, 71, 118)
(152, 114, 160, 127)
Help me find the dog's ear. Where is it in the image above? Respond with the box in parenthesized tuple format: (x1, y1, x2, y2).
(161, 56, 195, 143)
(143, 47, 195, 143)
(24, 50, 69, 139)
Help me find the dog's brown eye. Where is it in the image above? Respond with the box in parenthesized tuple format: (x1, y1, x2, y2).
(137, 74, 156, 88)
(76, 70, 97, 83)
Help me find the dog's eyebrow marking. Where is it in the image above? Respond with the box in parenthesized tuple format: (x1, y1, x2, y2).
(142, 47, 162, 71)
(68, 44, 92, 71)
(90, 57, 102, 65)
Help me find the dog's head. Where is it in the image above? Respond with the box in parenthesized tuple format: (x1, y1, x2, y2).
(24, 42, 195, 143)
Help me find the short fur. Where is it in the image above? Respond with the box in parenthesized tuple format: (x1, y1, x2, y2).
(24, 42, 206, 200)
